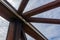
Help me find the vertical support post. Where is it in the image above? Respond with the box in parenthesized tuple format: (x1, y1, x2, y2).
(21, 23, 27, 40)
(6, 22, 15, 40)
(14, 20, 27, 40)
(6, 19, 27, 40)
(13, 20, 22, 40)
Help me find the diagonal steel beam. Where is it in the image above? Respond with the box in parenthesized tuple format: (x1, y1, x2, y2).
(28, 17, 60, 24)
(18, 0, 29, 14)
(16, 0, 45, 39)
(0, 0, 47, 40)
(23, 23, 47, 40)
(0, 2, 17, 21)
(17, 0, 47, 39)
(23, 1, 60, 18)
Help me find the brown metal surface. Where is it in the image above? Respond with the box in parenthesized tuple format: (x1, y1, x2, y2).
(0, 3, 17, 21)
(28, 17, 60, 24)
(0, 2, 47, 40)
(6, 22, 15, 40)
(12, 20, 27, 40)
(17, 0, 47, 39)
(23, 24, 47, 40)
(0, 0, 60, 40)
(23, 1, 60, 18)
(18, 0, 29, 14)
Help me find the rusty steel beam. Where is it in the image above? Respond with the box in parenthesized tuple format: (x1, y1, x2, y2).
(6, 21, 27, 40)
(28, 17, 60, 24)
(6, 22, 15, 40)
(0, 3, 17, 21)
(23, 24, 47, 40)
(23, 1, 60, 18)
(0, 1, 47, 40)
(18, 0, 29, 14)
(14, 20, 27, 40)
(17, 0, 47, 39)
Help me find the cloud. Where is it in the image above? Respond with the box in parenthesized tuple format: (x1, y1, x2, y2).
(0, 16, 9, 40)
(49, 36, 60, 40)
(23, 0, 54, 13)
(7, 0, 22, 10)
(31, 23, 60, 40)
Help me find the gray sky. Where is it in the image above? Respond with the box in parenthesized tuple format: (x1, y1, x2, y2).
(0, 16, 9, 40)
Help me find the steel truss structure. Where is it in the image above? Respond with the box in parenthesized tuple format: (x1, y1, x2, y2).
(0, 0, 60, 40)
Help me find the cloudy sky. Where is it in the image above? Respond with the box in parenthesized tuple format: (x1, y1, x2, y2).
(0, 16, 9, 40)
(0, 0, 60, 40)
